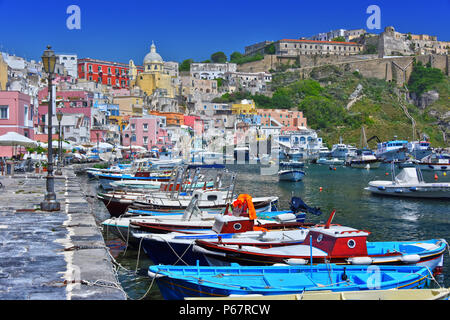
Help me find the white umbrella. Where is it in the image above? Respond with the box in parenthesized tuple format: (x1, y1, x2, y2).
(0, 132, 38, 148)
(96, 142, 113, 149)
(42, 141, 73, 149)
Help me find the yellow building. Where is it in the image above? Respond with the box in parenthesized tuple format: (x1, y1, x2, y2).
(130, 42, 176, 98)
(112, 95, 144, 116)
(232, 99, 257, 115)
(0, 55, 7, 91)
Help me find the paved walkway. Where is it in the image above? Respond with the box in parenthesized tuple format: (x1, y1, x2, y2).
(0, 167, 126, 300)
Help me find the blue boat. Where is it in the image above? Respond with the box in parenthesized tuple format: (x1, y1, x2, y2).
(278, 169, 306, 182)
(148, 263, 431, 300)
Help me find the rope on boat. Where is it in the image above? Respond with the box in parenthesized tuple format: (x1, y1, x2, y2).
(149, 234, 196, 266)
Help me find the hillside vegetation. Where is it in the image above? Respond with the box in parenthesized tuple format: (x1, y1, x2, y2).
(214, 65, 449, 149)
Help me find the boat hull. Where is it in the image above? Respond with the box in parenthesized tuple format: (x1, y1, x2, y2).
(365, 186, 450, 199)
(278, 170, 305, 182)
(149, 264, 430, 300)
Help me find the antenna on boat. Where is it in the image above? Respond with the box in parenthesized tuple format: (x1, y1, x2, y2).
(324, 210, 336, 229)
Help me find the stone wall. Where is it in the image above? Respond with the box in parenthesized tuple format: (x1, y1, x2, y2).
(240, 53, 448, 87)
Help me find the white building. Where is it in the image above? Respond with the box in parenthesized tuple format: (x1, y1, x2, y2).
(190, 62, 237, 80)
(57, 54, 78, 78)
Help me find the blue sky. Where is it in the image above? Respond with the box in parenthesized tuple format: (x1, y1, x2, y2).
(0, 0, 448, 65)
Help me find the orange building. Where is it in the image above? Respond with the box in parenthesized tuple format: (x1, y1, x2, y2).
(257, 109, 307, 129)
(148, 111, 184, 126)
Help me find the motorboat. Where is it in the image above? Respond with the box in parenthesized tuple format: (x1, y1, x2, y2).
(148, 264, 431, 300)
(407, 141, 433, 160)
(376, 138, 409, 162)
(316, 158, 344, 165)
(278, 169, 306, 182)
(280, 161, 304, 168)
(365, 166, 450, 199)
(346, 149, 381, 169)
(416, 153, 450, 171)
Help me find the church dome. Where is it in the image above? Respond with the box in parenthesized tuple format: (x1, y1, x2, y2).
(144, 42, 163, 64)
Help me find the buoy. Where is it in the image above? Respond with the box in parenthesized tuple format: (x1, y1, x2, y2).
(333, 167, 336, 171)
(444, 172, 447, 176)
(385, 172, 389, 176)
(435, 174, 438, 180)
(319, 187, 323, 192)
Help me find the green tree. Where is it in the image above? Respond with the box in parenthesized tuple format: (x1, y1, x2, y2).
(264, 44, 276, 54)
(211, 52, 227, 63)
(179, 59, 194, 72)
(331, 36, 346, 42)
(408, 61, 444, 96)
(230, 52, 243, 63)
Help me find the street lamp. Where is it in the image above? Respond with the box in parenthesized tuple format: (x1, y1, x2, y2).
(40, 45, 61, 212)
(55, 111, 63, 175)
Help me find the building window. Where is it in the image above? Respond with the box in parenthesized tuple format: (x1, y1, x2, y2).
(143, 136, 148, 144)
(131, 124, 135, 130)
(131, 134, 136, 142)
(98, 66, 102, 72)
(143, 123, 148, 131)
(0, 105, 9, 119)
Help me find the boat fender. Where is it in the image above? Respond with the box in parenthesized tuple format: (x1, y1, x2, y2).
(348, 257, 373, 265)
(284, 258, 308, 265)
(274, 213, 297, 222)
(401, 254, 421, 263)
(409, 187, 418, 191)
(272, 263, 289, 266)
(377, 186, 386, 191)
(192, 245, 226, 257)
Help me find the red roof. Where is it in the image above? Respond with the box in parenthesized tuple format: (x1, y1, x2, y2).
(279, 39, 359, 45)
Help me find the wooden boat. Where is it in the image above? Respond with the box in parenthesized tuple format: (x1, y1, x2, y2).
(148, 264, 431, 300)
(185, 287, 450, 300)
(365, 166, 450, 199)
(133, 228, 311, 265)
(194, 223, 447, 272)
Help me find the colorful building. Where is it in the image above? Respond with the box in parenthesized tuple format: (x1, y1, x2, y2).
(148, 111, 184, 126)
(130, 42, 177, 98)
(112, 95, 144, 116)
(122, 116, 168, 150)
(0, 55, 7, 91)
(257, 108, 307, 130)
(231, 99, 257, 115)
(78, 58, 143, 89)
(0, 91, 34, 157)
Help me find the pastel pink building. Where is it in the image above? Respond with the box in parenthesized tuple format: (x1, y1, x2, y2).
(122, 116, 169, 151)
(0, 91, 35, 157)
(36, 88, 94, 134)
(183, 115, 204, 135)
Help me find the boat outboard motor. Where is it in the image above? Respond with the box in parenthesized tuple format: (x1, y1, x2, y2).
(289, 197, 323, 216)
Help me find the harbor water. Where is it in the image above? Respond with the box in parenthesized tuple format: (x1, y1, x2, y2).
(78, 163, 450, 300)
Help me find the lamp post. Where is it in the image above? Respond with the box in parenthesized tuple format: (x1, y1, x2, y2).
(96, 132, 100, 160)
(40, 46, 61, 212)
(55, 111, 63, 175)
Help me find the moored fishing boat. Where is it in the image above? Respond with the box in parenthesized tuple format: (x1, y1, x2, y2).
(185, 287, 450, 300)
(148, 263, 431, 300)
(346, 149, 381, 169)
(278, 169, 306, 182)
(316, 158, 344, 165)
(193, 223, 447, 271)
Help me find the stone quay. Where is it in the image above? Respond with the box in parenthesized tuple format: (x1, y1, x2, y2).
(0, 165, 126, 300)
